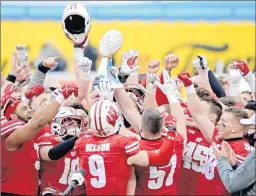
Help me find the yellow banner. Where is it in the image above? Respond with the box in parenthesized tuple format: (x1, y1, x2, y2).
(1, 21, 255, 75)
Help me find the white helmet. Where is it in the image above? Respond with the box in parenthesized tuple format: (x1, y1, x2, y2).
(62, 3, 91, 46)
(125, 84, 146, 114)
(89, 100, 122, 137)
(51, 107, 84, 137)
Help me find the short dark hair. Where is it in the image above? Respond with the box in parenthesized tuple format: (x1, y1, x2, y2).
(224, 107, 248, 120)
(244, 100, 256, 111)
(241, 90, 253, 96)
(220, 96, 236, 107)
(69, 103, 88, 115)
(202, 96, 222, 123)
(217, 76, 229, 86)
(196, 87, 211, 99)
(142, 108, 163, 134)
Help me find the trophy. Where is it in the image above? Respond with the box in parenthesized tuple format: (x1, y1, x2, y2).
(93, 30, 123, 91)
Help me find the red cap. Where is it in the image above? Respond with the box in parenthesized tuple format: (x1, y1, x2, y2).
(5, 100, 21, 120)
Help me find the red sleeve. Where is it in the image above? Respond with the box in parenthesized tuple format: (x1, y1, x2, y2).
(1, 119, 25, 139)
(140, 77, 147, 88)
(155, 72, 169, 106)
(37, 134, 55, 148)
(211, 127, 220, 145)
(148, 131, 176, 166)
(123, 136, 140, 156)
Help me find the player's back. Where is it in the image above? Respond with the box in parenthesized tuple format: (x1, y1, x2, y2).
(177, 125, 211, 195)
(37, 132, 85, 195)
(198, 128, 253, 195)
(75, 133, 140, 195)
(135, 132, 184, 195)
(1, 119, 39, 195)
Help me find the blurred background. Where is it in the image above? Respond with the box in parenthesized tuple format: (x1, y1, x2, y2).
(1, 1, 255, 84)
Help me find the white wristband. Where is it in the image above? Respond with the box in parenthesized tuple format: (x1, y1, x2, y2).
(21, 95, 30, 105)
(54, 94, 65, 105)
(167, 96, 179, 104)
(146, 83, 156, 95)
(73, 47, 84, 59)
(243, 71, 255, 93)
(229, 82, 240, 96)
(186, 85, 196, 95)
(80, 71, 91, 81)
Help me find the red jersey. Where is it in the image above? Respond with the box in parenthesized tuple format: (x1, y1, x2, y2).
(177, 125, 211, 195)
(75, 134, 140, 195)
(37, 133, 85, 195)
(1, 119, 39, 195)
(135, 132, 184, 195)
(198, 127, 253, 195)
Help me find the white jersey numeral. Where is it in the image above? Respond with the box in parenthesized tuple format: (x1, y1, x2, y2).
(88, 154, 106, 188)
(148, 155, 177, 189)
(34, 143, 40, 171)
(59, 157, 79, 185)
(183, 141, 209, 173)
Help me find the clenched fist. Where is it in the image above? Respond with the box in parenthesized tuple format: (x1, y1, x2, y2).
(60, 84, 79, 99)
(178, 72, 192, 87)
(164, 54, 179, 72)
(147, 60, 160, 74)
(233, 60, 250, 76)
(43, 57, 59, 69)
(77, 57, 92, 80)
(25, 85, 44, 99)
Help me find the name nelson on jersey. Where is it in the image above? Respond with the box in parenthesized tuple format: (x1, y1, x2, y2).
(86, 143, 111, 152)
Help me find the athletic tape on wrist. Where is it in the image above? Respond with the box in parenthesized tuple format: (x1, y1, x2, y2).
(186, 85, 196, 95)
(55, 94, 65, 105)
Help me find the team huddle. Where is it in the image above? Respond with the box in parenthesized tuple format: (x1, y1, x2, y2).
(1, 3, 256, 196)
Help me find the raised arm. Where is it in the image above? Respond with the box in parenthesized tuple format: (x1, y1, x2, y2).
(154, 69, 187, 141)
(234, 60, 255, 95)
(73, 46, 92, 103)
(178, 72, 215, 142)
(5, 84, 78, 151)
(114, 88, 141, 133)
(127, 131, 176, 167)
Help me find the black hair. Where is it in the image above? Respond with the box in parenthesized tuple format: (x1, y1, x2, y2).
(69, 103, 88, 115)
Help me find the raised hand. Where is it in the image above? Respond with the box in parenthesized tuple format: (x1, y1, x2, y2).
(178, 72, 193, 87)
(43, 56, 59, 69)
(118, 49, 140, 83)
(1, 84, 17, 108)
(16, 45, 30, 74)
(94, 80, 114, 101)
(164, 54, 179, 72)
(77, 57, 92, 80)
(24, 85, 44, 100)
(154, 69, 180, 103)
(233, 60, 250, 76)
(192, 55, 208, 70)
(146, 73, 160, 94)
(60, 84, 79, 99)
(11, 51, 31, 82)
(224, 141, 237, 166)
(147, 60, 160, 74)
(229, 64, 242, 82)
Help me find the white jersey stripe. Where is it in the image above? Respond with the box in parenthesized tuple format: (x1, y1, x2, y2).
(125, 141, 139, 150)
(1, 125, 24, 136)
(1, 122, 24, 132)
(125, 144, 140, 153)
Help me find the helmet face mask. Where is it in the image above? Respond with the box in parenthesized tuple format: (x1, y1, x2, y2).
(51, 107, 84, 138)
(125, 84, 146, 114)
(62, 3, 91, 46)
